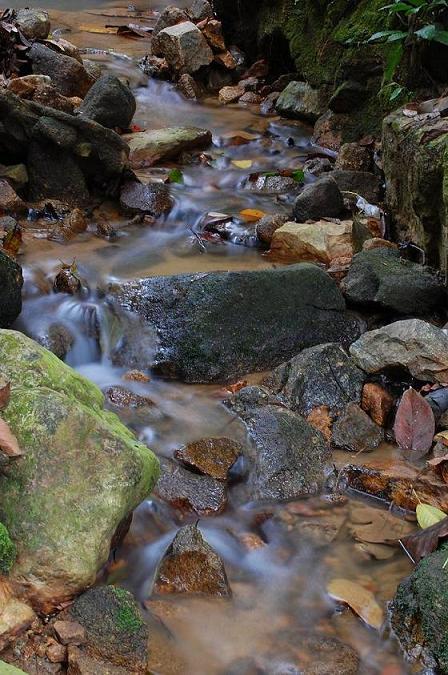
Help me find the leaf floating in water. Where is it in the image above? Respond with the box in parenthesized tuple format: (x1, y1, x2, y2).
(0, 418, 22, 457)
(393, 387, 435, 460)
(327, 578, 384, 630)
(168, 168, 184, 184)
(239, 208, 265, 222)
(400, 516, 448, 562)
(416, 503, 447, 529)
(232, 159, 253, 169)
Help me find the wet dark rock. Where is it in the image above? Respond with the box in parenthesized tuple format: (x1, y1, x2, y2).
(15, 8, 50, 40)
(53, 267, 81, 295)
(138, 54, 170, 79)
(226, 385, 280, 418)
(341, 248, 446, 314)
(77, 75, 136, 130)
(292, 176, 344, 222)
(29, 44, 94, 98)
(332, 402, 383, 453)
(238, 404, 331, 502)
(329, 80, 367, 114)
(104, 385, 155, 410)
(259, 91, 280, 115)
(276, 81, 327, 123)
(119, 181, 173, 217)
(245, 174, 299, 194)
(177, 73, 201, 100)
(0, 251, 23, 327)
(331, 169, 382, 205)
(205, 64, 233, 91)
(265, 343, 365, 417)
(155, 458, 227, 515)
(152, 5, 189, 36)
(107, 264, 359, 383)
(335, 143, 372, 172)
(174, 437, 242, 480)
(152, 524, 231, 596)
(303, 157, 333, 176)
(255, 214, 288, 246)
(189, 0, 214, 22)
(68, 586, 149, 672)
(35, 322, 74, 359)
(0, 90, 129, 204)
(0, 179, 25, 212)
(32, 83, 77, 114)
(391, 547, 448, 672)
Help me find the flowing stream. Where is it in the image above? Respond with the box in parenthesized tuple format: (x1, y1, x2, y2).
(11, 2, 417, 671)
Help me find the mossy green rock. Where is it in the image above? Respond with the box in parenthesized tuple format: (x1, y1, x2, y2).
(69, 586, 149, 671)
(383, 109, 448, 269)
(0, 522, 16, 575)
(0, 662, 27, 674)
(0, 330, 159, 611)
(390, 548, 448, 672)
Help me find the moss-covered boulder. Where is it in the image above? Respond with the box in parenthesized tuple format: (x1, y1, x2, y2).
(390, 548, 448, 671)
(383, 109, 448, 269)
(0, 330, 159, 611)
(0, 523, 16, 575)
(0, 251, 22, 328)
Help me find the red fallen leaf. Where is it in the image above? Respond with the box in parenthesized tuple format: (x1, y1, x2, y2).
(130, 124, 144, 133)
(400, 516, 448, 562)
(0, 380, 10, 410)
(226, 380, 248, 394)
(393, 387, 435, 461)
(0, 417, 22, 457)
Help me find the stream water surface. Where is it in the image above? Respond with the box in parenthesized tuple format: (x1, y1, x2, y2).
(9, 2, 418, 672)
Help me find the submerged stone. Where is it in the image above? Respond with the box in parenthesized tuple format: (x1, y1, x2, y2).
(174, 437, 242, 480)
(155, 458, 227, 515)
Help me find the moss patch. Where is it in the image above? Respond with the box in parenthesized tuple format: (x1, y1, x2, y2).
(0, 522, 16, 574)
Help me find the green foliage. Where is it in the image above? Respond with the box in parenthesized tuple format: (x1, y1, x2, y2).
(111, 586, 145, 633)
(366, 0, 448, 100)
(0, 521, 16, 574)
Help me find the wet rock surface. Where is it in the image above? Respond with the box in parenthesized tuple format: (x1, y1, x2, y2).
(119, 181, 173, 216)
(107, 265, 359, 383)
(276, 81, 327, 123)
(152, 524, 231, 596)
(265, 343, 365, 417)
(125, 126, 212, 166)
(342, 248, 446, 314)
(332, 402, 383, 453)
(293, 176, 344, 222)
(77, 75, 136, 130)
(29, 43, 94, 98)
(174, 437, 242, 480)
(155, 458, 227, 515)
(350, 319, 448, 383)
(0, 252, 23, 328)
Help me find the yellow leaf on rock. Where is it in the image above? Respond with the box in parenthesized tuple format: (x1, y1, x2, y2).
(239, 209, 265, 222)
(416, 503, 447, 529)
(327, 578, 384, 630)
(231, 160, 253, 169)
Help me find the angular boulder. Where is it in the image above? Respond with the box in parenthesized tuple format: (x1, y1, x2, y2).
(276, 81, 327, 123)
(331, 169, 382, 204)
(292, 175, 344, 222)
(0, 251, 22, 328)
(77, 74, 136, 130)
(391, 548, 448, 672)
(0, 330, 159, 611)
(342, 248, 446, 314)
(383, 108, 448, 269)
(152, 21, 214, 74)
(270, 219, 353, 264)
(29, 43, 94, 98)
(350, 319, 448, 383)
(15, 8, 50, 40)
(265, 343, 365, 417)
(125, 126, 212, 166)
(107, 264, 359, 383)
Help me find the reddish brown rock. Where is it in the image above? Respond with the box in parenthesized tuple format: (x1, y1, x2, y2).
(174, 437, 242, 480)
(214, 50, 237, 70)
(46, 640, 67, 663)
(155, 458, 227, 515)
(361, 382, 394, 427)
(152, 524, 231, 596)
(104, 385, 155, 409)
(219, 85, 244, 104)
(54, 620, 86, 646)
(363, 238, 398, 251)
(239, 92, 262, 105)
(199, 19, 226, 52)
(306, 405, 332, 442)
(335, 143, 372, 172)
(0, 179, 25, 213)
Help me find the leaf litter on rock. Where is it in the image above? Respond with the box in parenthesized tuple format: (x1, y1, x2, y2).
(393, 387, 435, 460)
(327, 578, 384, 630)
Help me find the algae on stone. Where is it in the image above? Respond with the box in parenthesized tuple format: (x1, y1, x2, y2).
(0, 523, 16, 575)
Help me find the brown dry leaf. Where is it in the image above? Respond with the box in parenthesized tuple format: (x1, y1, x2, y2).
(0, 417, 22, 456)
(434, 430, 448, 446)
(400, 516, 448, 562)
(327, 578, 384, 629)
(354, 541, 396, 560)
(2, 223, 22, 258)
(79, 24, 117, 34)
(239, 208, 265, 222)
(393, 387, 435, 460)
(349, 503, 414, 545)
(225, 380, 248, 395)
(0, 378, 10, 410)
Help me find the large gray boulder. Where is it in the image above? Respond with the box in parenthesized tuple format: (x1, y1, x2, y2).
(293, 176, 344, 222)
(77, 75, 136, 130)
(276, 81, 327, 123)
(107, 264, 359, 383)
(0, 251, 23, 327)
(29, 43, 94, 98)
(15, 8, 50, 40)
(342, 248, 446, 314)
(152, 21, 214, 74)
(350, 319, 448, 383)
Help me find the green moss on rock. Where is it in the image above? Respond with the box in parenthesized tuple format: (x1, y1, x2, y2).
(0, 522, 16, 574)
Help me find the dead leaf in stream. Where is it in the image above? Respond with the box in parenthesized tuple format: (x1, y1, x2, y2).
(416, 503, 446, 529)
(348, 503, 414, 545)
(0, 417, 22, 457)
(239, 208, 265, 222)
(0, 379, 10, 410)
(393, 387, 435, 460)
(327, 578, 384, 629)
(400, 516, 448, 562)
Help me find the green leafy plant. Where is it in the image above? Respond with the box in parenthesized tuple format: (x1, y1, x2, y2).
(366, 0, 448, 100)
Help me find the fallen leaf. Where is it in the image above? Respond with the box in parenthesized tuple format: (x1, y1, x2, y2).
(79, 24, 117, 34)
(112, 23, 153, 39)
(239, 208, 265, 222)
(167, 168, 183, 184)
(416, 503, 447, 529)
(0, 417, 22, 457)
(327, 578, 384, 629)
(349, 503, 414, 545)
(393, 388, 435, 460)
(225, 379, 248, 394)
(0, 379, 10, 410)
(400, 516, 448, 562)
(232, 159, 253, 169)
(2, 223, 22, 258)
